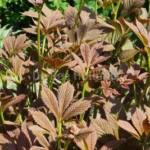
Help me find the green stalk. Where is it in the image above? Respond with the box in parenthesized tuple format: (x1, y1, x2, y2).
(83, 139, 89, 150)
(80, 68, 89, 122)
(133, 83, 138, 105)
(74, 0, 85, 27)
(111, 2, 115, 18)
(112, 0, 121, 20)
(95, 0, 98, 20)
(37, 9, 41, 58)
(16, 113, 23, 124)
(49, 69, 58, 89)
(80, 81, 87, 122)
(64, 140, 70, 150)
(147, 52, 150, 72)
(82, 81, 86, 98)
(37, 8, 43, 99)
(41, 36, 46, 56)
(57, 120, 62, 149)
(0, 108, 4, 124)
(149, 0, 150, 16)
(61, 70, 69, 83)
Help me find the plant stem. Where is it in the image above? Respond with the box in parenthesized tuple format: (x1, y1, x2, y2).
(149, 0, 150, 16)
(57, 120, 62, 149)
(62, 70, 68, 83)
(133, 83, 138, 105)
(74, 0, 85, 27)
(49, 69, 58, 89)
(16, 113, 23, 124)
(0, 108, 4, 124)
(80, 68, 89, 122)
(81, 81, 86, 98)
(112, 0, 121, 20)
(147, 52, 150, 72)
(37, 9, 41, 58)
(83, 139, 89, 150)
(56, 0, 60, 9)
(64, 140, 70, 150)
(41, 36, 46, 55)
(111, 2, 115, 18)
(80, 81, 86, 122)
(95, 0, 98, 20)
(37, 8, 42, 99)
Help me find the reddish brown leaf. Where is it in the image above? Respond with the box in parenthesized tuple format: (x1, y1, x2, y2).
(58, 81, 74, 116)
(118, 120, 140, 140)
(41, 86, 60, 120)
(62, 100, 91, 120)
(30, 111, 56, 139)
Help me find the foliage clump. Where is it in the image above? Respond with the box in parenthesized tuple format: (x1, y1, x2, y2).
(0, 0, 150, 150)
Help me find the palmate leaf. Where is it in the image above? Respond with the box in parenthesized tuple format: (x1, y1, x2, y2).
(29, 125, 49, 135)
(92, 113, 119, 140)
(74, 129, 96, 150)
(23, 5, 64, 35)
(122, 0, 145, 16)
(131, 108, 146, 136)
(85, 127, 97, 150)
(17, 121, 33, 149)
(69, 42, 111, 77)
(62, 100, 91, 120)
(71, 52, 86, 76)
(124, 19, 150, 52)
(119, 38, 139, 62)
(64, 6, 77, 28)
(58, 81, 74, 115)
(41, 82, 91, 121)
(80, 43, 93, 67)
(1, 94, 26, 111)
(64, 6, 114, 47)
(118, 120, 140, 140)
(118, 107, 150, 139)
(30, 111, 56, 140)
(35, 134, 49, 149)
(22, 10, 38, 18)
(10, 53, 30, 81)
(3, 34, 28, 57)
(0, 133, 13, 144)
(0, 133, 16, 150)
(118, 108, 146, 139)
(123, 0, 145, 10)
(0, 121, 36, 150)
(41, 86, 60, 120)
(71, 123, 97, 150)
(29, 124, 51, 147)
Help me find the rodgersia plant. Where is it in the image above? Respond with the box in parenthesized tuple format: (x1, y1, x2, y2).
(0, 0, 150, 150)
